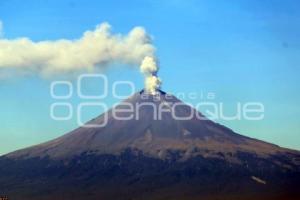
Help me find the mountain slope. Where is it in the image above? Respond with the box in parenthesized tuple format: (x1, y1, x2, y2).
(1, 90, 300, 200)
(6, 90, 298, 161)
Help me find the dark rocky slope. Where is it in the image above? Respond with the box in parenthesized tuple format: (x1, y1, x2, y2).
(1, 90, 300, 200)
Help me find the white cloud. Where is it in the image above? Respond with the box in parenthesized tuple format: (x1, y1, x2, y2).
(0, 22, 156, 77)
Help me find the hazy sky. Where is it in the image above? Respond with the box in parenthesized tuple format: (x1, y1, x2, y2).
(0, 0, 300, 155)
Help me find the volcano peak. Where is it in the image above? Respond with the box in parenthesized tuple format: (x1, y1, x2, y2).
(6, 90, 298, 162)
(2, 90, 300, 200)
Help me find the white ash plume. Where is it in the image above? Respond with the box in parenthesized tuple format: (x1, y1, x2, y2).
(140, 56, 162, 95)
(0, 22, 155, 77)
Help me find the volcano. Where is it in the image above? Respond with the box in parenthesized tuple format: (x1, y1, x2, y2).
(0, 90, 300, 200)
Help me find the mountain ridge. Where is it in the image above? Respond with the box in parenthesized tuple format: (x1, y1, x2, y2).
(5, 90, 300, 165)
(1, 89, 300, 200)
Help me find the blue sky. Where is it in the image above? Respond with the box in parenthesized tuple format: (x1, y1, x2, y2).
(0, 0, 300, 155)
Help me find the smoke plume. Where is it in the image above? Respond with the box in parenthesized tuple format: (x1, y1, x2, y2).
(0, 22, 161, 88)
(140, 56, 161, 94)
